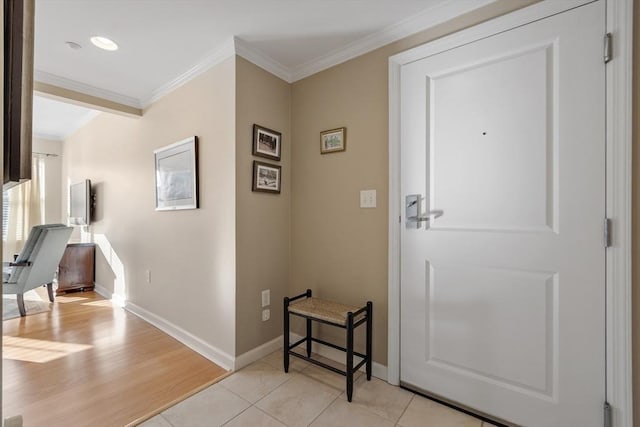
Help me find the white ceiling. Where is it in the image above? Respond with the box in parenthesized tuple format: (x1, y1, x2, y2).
(32, 0, 494, 138)
(33, 95, 100, 141)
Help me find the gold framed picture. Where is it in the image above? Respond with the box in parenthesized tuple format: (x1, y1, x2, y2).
(320, 127, 346, 154)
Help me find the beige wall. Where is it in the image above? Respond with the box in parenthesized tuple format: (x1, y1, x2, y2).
(290, 0, 538, 365)
(62, 57, 237, 357)
(235, 57, 291, 355)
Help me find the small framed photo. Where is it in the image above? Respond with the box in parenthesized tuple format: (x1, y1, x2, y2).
(252, 161, 281, 194)
(154, 136, 199, 210)
(253, 124, 281, 161)
(320, 127, 346, 154)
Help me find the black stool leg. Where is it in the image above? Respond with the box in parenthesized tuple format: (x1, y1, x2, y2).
(306, 319, 312, 357)
(366, 301, 372, 381)
(306, 289, 313, 357)
(346, 311, 354, 402)
(283, 297, 290, 373)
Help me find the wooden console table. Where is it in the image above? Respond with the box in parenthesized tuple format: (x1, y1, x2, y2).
(57, 243, 95, 295)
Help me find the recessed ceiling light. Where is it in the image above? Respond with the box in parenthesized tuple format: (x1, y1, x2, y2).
(90, 36, 118, 51)
(65, 41, 82, 50)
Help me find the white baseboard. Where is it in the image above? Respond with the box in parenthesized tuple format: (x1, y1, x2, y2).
(3, 415, 23, 427)
(93, 284, 125, 308)
(93, 283, 109, 299)
(291, 333, 387, 381)
(125, 301, 234, 371)
(91, 290, 387, 380)
(234, 335, 283, 370)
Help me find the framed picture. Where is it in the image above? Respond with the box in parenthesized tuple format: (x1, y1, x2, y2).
(320, 127, 346, 154)
(253, 124, 281, 161)
(154, 136, 199, 210)
(252, 161, 281, 194)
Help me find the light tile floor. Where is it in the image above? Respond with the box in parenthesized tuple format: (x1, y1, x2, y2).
(139, 351, 498, 427)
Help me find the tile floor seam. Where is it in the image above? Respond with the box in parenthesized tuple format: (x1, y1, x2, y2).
(394, 391, 415, 427)
(250, 370, 300, 407)
(252, 405, 291, 427)
(224, 362, 302, 405)
(159, 414, 175, 427)
(305, 390, 342, 426)
(249, 379, 294, 426)
(258, 403, 291, 427)
(256, 372, 345, 426)
(217, 382, 256, 406)
(219, 403, 256, 426)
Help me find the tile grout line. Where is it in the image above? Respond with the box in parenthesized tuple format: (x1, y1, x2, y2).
(305, 391, 342, 427)
(158, 413, 175, 427)
(220, 407, 251, 426)
(394, 393, 415, 427)
(256, 353, 313, 425)
(218, 394, 253, 427)
(266, 355, 346, 426)
(218, 371, 297, 408)
(215, 372, 282, 426)
(253, 405, 290, 427)
(244, 365, 304, 427)
(293, 369, 345, 427)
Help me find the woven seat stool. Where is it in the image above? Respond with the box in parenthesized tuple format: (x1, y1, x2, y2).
(283, 289, 372, 402)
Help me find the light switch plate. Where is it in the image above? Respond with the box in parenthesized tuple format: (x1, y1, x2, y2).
(360, 190, 377, 208)
(262, 289, 270, 307)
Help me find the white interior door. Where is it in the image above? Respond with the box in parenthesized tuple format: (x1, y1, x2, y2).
(399, 2, 605, 426)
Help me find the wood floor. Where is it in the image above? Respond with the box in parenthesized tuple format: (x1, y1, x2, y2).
(3, 291, 229, 426)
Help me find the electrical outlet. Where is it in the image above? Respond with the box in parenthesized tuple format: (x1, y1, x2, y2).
(145, 270, 151, 283)
(262, 309, 270, 321)
(261, 289, 270, 307)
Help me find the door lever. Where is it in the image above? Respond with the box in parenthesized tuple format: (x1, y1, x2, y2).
(406, 209, 444, 223)
(405, 194, 443, 229)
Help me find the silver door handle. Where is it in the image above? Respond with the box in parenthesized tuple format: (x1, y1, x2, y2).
(406, 194, 443, 228)
(406, 209, 444, 223)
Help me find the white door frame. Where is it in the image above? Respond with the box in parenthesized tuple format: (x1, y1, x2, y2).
(387, 1, 633, 426)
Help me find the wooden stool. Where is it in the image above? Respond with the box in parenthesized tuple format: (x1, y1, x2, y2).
(283, 289, 372, 401)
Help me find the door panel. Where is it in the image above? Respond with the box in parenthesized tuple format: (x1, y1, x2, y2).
(430, 44, 553, 232)
(400, 2, 605, 426)
(427, 264, 554, 396)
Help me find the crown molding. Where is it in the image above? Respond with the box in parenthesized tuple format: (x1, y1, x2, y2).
(233, 37, 293, 83)
(142, 37, 236, 107)
(34, 70, 142, 108)
(291, 0, 497, 81)
(33, 0, 498, 109)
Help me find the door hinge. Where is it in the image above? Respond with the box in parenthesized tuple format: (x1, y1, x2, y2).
(604, 33, 612, 63)
(603, 401, 612, 427)
(604, 218, 612, 248)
